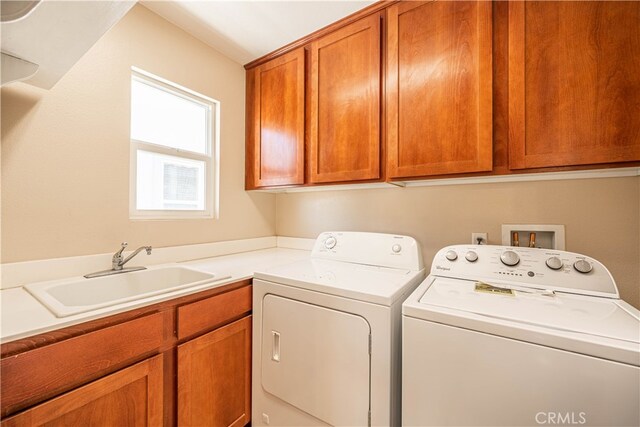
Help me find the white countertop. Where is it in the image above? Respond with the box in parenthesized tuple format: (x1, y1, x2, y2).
(1, 247, 309, 343)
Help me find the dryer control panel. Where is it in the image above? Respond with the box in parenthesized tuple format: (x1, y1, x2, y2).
(431, 245, 618, 298)
(312, 231, 424, 271)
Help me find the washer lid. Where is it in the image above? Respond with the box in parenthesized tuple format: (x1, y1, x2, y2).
(418, 277, 640, 344)
(254, 259, 423, 306)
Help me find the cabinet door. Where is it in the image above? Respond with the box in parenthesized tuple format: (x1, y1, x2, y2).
(386, 1, 493, 179)
(177, 316, 251, 427)
(247, 48, 305, 188)
(309, 13, 381, 183)
(509, 1, 640, 169)
(1, 355, 163, 427)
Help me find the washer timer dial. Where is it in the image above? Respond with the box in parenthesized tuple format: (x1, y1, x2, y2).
(500, 250, 520, 266)
(465, 251, 478, 262)
(573, 259, 593, 274)
(545, 256, 563, 270)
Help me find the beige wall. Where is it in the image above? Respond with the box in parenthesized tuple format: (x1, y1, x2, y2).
(276, 177, 640, 308)
(2, 4, 639, 312)
(1, 5, 275, 263)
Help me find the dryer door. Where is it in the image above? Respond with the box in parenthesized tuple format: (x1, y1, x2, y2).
(262, 294, 371, 426)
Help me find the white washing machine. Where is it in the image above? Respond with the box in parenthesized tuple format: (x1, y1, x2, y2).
(402, 245, 640, 426)
(252, 231, 425, 426)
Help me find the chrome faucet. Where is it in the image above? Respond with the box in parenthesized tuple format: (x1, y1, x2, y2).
(84, 242, 153, 279)
(112, 242, 152, 271)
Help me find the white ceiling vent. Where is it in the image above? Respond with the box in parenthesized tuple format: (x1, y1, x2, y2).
(1, 0, 134, 89)
(1, 0, 40, 23)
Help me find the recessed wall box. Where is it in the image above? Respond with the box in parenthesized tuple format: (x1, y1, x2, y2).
(501, 224, 565, 250)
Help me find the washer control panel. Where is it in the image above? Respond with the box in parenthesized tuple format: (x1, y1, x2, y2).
(431, 245, 618, 298)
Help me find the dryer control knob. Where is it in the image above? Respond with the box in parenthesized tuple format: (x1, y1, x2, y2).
(445, 250, 458, 261)
(573, 259, 593, 274)
(545, 256, 563, 270)
(465, 251, 478, 262)
(500, 250, 520, 266)
(324, 236, 337, 249)
(392, 244, 402, 253)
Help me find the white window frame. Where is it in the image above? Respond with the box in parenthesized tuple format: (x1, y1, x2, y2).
(129, 67, 220, 220)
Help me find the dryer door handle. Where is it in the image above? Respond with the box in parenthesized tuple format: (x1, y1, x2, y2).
(271, 331, 281, 362)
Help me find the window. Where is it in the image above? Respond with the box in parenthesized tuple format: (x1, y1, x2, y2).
(129, 67, 219, 219)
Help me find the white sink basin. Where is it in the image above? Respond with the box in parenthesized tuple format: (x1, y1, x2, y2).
(25, 266, 228, 318)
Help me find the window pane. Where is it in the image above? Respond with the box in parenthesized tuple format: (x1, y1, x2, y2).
(136, 150, 205, 211)
(131, 78, 209, 154)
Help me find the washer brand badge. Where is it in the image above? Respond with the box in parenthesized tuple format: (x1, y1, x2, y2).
(435, 265, 450, 271)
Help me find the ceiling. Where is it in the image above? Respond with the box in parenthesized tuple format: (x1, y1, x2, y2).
(1, 0, 135, 88)
(141, 0, 376, 65)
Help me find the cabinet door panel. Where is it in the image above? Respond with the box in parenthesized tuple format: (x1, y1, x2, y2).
(387, 1, 493, 178)
(177, 316, 251, 427)
(177, 284, 251, 340)
(1, 355, 163, 427)
(509, 1, 640, 169)
(1, 312, 163, 417)
(248, 48, 305, 187)
(309, 13, 381, 183)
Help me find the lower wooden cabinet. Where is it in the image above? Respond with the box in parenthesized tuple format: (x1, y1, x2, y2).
(0, 281, 253, 427)
(1, 355, 163, 427)
(178, 316, 252, 427)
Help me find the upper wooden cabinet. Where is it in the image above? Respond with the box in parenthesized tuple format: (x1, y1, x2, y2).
(508, 1, 640, 169)
(244, 0, 639, 189)
(386, 1, 493, 179)
(308, 13, 382, 183)
(246, 48, 305, 189)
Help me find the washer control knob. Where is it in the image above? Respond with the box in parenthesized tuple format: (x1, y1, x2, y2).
(324, 236, 337, 249)
(545, 256, 563, 270)
(445, 250, 458, 261)
(500, 250, 520, 266)
(573, 259, 593, 274)
(465, 251, 478, 262)
(392, 244, 402, 253)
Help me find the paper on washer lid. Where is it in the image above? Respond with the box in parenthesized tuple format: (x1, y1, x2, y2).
(419, 277, 640, 344)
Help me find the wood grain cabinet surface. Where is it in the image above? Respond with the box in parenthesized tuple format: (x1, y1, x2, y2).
(246, 48, 305, 189)
(244, 0, 639, 189)
(0, 281, 253, 427)
(308, 13, 382, 183)
(508, 0, 640, 169)
(1, 355, 164, 427)
(386, 0, 493, 179)
(0, 312, 164, 417)
(177, 316, 252, 427)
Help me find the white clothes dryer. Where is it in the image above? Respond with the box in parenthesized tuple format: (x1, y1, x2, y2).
(253, 232, 425, 426)
(402, 245, 640, 426)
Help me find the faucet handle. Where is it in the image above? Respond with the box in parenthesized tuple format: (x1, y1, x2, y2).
(113, 242, 128, 260)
